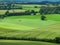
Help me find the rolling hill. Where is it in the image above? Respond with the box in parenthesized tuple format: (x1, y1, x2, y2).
(0, 0, 60, 3)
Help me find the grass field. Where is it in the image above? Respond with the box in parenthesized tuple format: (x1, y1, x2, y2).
(0, 10, 7, 15)
(0, 4, 60, 45)
(0, 15, 60, 43)
(0, 15, 58, 30)
(0, 40, 59, 45)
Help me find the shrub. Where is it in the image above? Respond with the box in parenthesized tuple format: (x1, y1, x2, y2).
(34, 6, 38, 8)
(31, 10, 36, 15)
(25, 10, 31, 15)
(55, 37, 60, 43)
(0, 15, 5, 19)
(5, 10, 9, 16)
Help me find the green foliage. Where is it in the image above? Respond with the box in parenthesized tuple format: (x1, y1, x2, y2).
(40, 6, 60, 14)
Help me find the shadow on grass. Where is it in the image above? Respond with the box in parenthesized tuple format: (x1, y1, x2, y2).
(0, 36, 60, 44)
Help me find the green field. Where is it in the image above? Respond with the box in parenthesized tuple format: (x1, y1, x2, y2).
(0, 15, 60, 44)
(0, 40, 59, 45)
(0, 4, 60, 45)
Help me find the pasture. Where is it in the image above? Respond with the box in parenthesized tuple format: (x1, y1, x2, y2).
(0, 4, 60, 45)
(0, 40, 59, 45)
(0, 15, 60, 42)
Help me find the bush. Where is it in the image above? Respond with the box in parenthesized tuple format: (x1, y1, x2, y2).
(31, 10, 36, 15)
(5, 10, 9, 16)
(34, 6, 38, 8)
(0, 15, 5, 19)
(25, 10, 31, 15)
(20, 7, 23, 9)
(55, 37, 60, 43)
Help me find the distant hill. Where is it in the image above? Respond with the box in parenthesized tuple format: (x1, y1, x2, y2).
(0, 0, 60, 2)
(0, 0, 60, 4)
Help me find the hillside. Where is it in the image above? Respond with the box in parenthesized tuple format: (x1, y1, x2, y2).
(0, 15, 60, 43)
(0, 0, 60, 3)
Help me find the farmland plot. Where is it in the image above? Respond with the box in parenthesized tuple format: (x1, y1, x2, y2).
(0, 15, 60, 41)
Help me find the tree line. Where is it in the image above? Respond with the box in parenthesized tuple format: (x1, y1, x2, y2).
(0, 6, 60, 19)
(40, 6, 60, 14)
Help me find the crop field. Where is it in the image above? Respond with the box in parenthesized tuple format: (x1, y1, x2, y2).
(0, 4, 60, 45)
(15, 4, 45, 7)
(0, 10, 7, 15)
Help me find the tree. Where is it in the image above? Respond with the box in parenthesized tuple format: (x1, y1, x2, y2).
(41, 15, 46, 20)
(31, 10, 36, 15)
(7, 0, 15, 11)
(34, 6, 38, 8)
(5, 10, 9, 16)
(55, 37, 60, 43)
(0, 15, 5, 19)
(39, 6, 46, 15)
